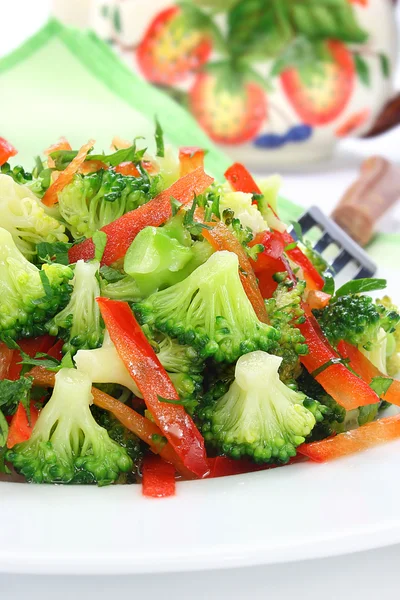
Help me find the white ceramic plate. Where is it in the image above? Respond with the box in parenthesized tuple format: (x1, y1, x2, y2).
(1, 272, 399, 576)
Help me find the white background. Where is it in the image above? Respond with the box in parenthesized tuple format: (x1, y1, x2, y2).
(0, 2, 400, 598)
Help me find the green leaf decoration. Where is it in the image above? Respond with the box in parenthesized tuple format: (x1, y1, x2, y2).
(354, 54, 370, 87)
(370, 376, 393, 398)
(289, 0, 368, 44)
(179, 1, 227, 53)
(225, 0, 367, 63)
(113, 7, 122, 33)
(0, 410, 8, 448)
(334, 278, 387, 298)
(379, 53, 390, 78)
(93, 231, 108, 263)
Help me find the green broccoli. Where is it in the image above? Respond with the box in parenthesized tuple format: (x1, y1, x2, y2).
(376, 296, 400, 376)
(134, 251, 280, 362)
(46, 260, 103, 355)
(0, 227, 73, 339)
(58, 168, 162, 239)
(0, 173, 68, 259)
(124, 226, 214, 297)
(152, 332, 204, 411)
(92, 406, 143, 481)
(7, 368, 133, 485)
(198, 351, 316, 463)
(219, 186, 268, 234)
(100, 273, 143, 302)
(265, 278, 308, 383)
(314, 294, 400, 351)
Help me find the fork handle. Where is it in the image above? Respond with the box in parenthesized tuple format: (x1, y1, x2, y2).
(331, 156, 400, 247)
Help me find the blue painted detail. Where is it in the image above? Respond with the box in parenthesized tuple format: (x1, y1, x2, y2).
(254, 124, 313, 149)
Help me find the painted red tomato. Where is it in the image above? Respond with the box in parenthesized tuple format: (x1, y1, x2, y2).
(189, 73, 267, 145)
(281, 41, 355, 126)
(136, 6, 212, 85)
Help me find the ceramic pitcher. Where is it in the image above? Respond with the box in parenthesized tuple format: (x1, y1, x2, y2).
(55, 0, 400, 167)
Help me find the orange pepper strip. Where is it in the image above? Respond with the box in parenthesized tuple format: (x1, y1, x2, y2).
(298, 414, 400, 462)
(44, 137, 72, 168)
(337, 340, 400, 406)
(42, 139, 95, 206)
(179, 146, 205, 177)
(115, 162, 141, 177)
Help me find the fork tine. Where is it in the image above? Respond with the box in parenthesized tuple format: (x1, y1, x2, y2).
(297, 213, 317, 235)
(329, 249, 352, 275)
(354, 265, 376, 279)
(314, 232, 333, 253)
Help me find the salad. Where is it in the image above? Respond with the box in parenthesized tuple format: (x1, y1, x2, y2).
(0, 131, 399, 498)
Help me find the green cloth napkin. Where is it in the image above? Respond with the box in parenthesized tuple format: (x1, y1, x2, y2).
(0, 19, 398, 271)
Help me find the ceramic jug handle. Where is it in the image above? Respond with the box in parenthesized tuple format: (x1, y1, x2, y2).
(331, 156, 400, 246)
(363, 92, 400, 138)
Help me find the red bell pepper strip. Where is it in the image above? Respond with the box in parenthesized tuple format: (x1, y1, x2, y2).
(7, 402, 40, 449)
(281, 231, 325, 291)
(298, 414, 400, 462)
(198, 217, 268, 323)
(142, 454, 176, 498)
(42, 139, 95, 206)
(0, 342, 14, 379)
(298, 316, 380, 410)
(224, 163, 261, 195)
(0, 137, 17, 166)
(96, 298, 210, 478)
(69, 167, 214, 266)
(7, 335, 56, 381)
(28, 365, 195, 479)
(46, 339, 65, 361)
(250, 230, 288, 298)
(115, 161, 141, 177)
(338, 340, 400, 406)
(179, 146, 205, 177)
(206, 455, 306, 478)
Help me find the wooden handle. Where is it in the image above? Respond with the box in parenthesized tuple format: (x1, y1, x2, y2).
(363, 93, 400, 138)
(331, 156, 400, 246)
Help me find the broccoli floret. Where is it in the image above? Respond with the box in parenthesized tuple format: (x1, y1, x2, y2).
(0, 227, 73, 339)
(75, 332, 142, 398)
(7, 368, 133, 485)
(134, 251, 279, 362)
(265, 278, 308, 383)
(0, 174, 68, 259)
(58, 168, 162, 239)
(314, 294, 400, 351)
(92, 406, 143, 481)
(198, 351, 316, 463)
(100, 273, 143, 302)
(219, 186, 268, 234)
(46, 260, 103, 355)
(124, 226, 214, 297)
(152, 333, 204, 412)
(153, 332, 203, 374)
(377, 296, 400, 376)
